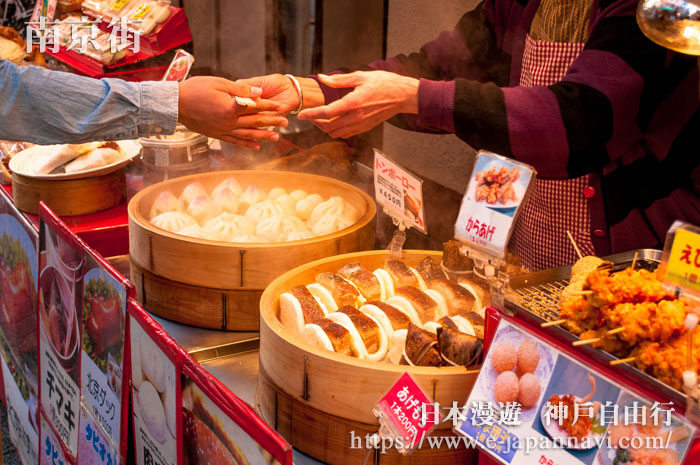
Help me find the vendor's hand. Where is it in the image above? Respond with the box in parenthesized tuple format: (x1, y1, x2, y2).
(235, 74, 300, 115)
(178, 76, 288, 150)
(297, 71, 419, 139)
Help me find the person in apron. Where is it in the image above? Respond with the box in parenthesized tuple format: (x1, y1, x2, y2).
(241, 0, 700, 271)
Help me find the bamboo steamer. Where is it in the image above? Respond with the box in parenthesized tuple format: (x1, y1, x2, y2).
(259, 250, 480, 464)
(12, 168, 125, 216)
(128, 170, 376, 330)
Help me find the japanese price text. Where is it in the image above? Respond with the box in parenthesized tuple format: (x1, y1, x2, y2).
(665, 227, 700, 295)
(42, 349, 79, 453)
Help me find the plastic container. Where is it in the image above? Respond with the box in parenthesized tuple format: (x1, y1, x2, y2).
(140, 126, 210, 186)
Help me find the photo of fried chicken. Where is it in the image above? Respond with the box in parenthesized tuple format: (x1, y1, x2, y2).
(474, 165, 521, 205)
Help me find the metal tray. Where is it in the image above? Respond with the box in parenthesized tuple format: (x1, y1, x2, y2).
(502, 249, 688, 408)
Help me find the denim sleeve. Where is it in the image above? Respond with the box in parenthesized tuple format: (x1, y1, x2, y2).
(0, 60, 178, 144)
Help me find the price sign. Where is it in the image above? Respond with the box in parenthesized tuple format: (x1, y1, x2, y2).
(373, 372, 440, 453)
(40, 413, 73, 465)
(162, 49, 194, 82)
(660, 221, 700, 301)
(374, 149, 426, 233)
(39, 208, 85, 457)
(78, 406, 119, 465)
(454, 151, 535, 259)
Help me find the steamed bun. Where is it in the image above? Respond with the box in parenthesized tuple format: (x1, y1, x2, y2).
(212, 177, 242, 197)
(295, 194, 324, 221)
(149, 191, 181, 219)
(211, 187, 240, 214)
(311, 213, 354, 236)
(309, 196, 359, 226)
(255, 215, 309, 242)
(245, 200, 294, 223)
(203, 213, 255, 241)
(179, 182, 208, 208)
(289, 190, 308, 203)
(239, 184, 267, 210)
(150, 211, 196, 233)
(268, 187, 288, 200)
(185, 194, 221, 224)
(177, 224, 221, 241)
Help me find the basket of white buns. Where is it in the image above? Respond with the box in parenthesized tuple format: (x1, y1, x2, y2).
(128, 170, 376, 331)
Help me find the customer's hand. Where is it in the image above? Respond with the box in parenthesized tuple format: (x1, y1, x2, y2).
(234, 74, 301, 115)
(297, 71, 419, 139)
(178, 76, 288, 150)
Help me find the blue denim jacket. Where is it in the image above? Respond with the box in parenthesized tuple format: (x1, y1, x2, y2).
(0, 60, 178, 143)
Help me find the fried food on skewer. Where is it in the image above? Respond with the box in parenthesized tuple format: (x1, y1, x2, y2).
(632, 331, 700, 390)
(584, 268, 673, 308)
(601, 300, 688, 345)
(559, 294, 599, 336)
(578, 329, 630, 358)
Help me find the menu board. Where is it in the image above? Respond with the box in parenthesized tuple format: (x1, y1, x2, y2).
(129, 300, 178, 465)
(181, 356, 293, 465)
(454, 151, 535, 259)
(0, 193, 39, 465)
(374, 149, 426, 233)
(79, 248, 133, 464)
(78, 405, 119, 465)
(39, 206, 85, 457)
(456, 319, 696, 465)
(41, 412, 73, 465)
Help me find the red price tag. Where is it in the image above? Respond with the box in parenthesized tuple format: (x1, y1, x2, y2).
(375, 373, 440, 449)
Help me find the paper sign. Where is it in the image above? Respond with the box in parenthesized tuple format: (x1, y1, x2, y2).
(454, 151, 535, 259)
(0, 194, 40, 465)
(661, 221, 700, 301)
(29, 0, 57, 28)
(162, 49, 194, 82)
(455, 319, 696, 464)
(374, 149, 426, 233)
(2, 355, 39, 465)
(182, 355, 293, 465)
(130, 306, 177, 465)
(39, 212, 85, 457)
(373, 372, 440, 453)
(41, 412, 73, 465)
(78, 406, 119, 465)
(80, 252, 128, 449)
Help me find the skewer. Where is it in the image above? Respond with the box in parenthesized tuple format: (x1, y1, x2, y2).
(606, 327, 625, 336)
(610, 357, 636, 366)
(566, 230, 583, 260)
(541, 319, 567, 328)
(570, 290, 593, 296)
(573, 337, 600, 346)
(630, 251, 639, 270)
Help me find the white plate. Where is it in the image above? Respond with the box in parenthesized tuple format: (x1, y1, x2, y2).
(539, 396, 603, 450)
(9, 140, 141, 180)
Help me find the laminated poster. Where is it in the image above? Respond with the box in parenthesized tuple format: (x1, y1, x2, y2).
(456, 319, 696, 465)
(0, 194, 39, 465)
(181, 356, 293, 465)
(80, 248, 133, 462)
(39, 206, 85, 457)
(454, 151, 535, 259)
(129, 300, 178, 465)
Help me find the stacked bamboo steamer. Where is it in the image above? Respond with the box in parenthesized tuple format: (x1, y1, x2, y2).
(128, 170, 377, 331)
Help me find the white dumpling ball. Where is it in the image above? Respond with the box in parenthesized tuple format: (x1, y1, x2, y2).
(212, 176, 242, 197)
(289, 189, 308, 203)
(178, 182, 208, 208)
(286, 229, 314, 241)
(295, 193, 324, 221)
(255, 215, 309, 242)
(239, 184, 267, 210)
(149, 190, 181, 219)
(185, 194, 221, 225)
(311, 213, 354, 236)
(245, 200, 294, 223)
(268, 187, 288, 200)
(275, 194, 297, 211)
(203, 213, 255, 241)
(309, 196, 359, 226)
(150, 211, 196, 233)
(211, 186, 240, 214)
(177, 224, 221, 241)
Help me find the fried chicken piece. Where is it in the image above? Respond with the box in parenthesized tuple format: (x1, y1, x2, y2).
(600, 300, 687, 345)
(584, 268, 673, 308)
(547, 394, 593, 440)
(560, 295, 599, 336)
(579, 329, 631, 358)
(632, 332, 700, 390)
